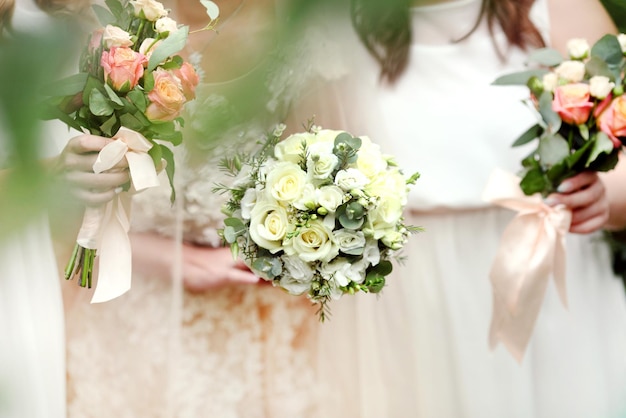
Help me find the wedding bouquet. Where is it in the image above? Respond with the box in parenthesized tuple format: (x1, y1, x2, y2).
(493, 33, 626, 196)
(215, 124, 420, 319)
(41, 0, 218, 302)
(484, 33, 626, 361)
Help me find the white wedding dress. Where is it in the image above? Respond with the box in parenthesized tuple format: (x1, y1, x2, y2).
(0, 2, 69, 417)
(310, 1, 626, 417)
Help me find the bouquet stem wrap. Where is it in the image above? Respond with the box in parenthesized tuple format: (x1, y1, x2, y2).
(482, 169, 572, 362)
(75, 127, 160, 303)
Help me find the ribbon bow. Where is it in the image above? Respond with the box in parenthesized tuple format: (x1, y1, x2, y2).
(482, 169, 572, 362)
(76, 127, 160, 303)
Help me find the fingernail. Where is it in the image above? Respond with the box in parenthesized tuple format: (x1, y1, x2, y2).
(557, 182, 572, 193)
(543, 197, 558, 206)
(114, 187, 123, 194)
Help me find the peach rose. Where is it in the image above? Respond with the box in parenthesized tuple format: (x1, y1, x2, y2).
(598, 95, 626, 148)
(145, 69, 186, 121)
(101, 47, 147, 93)
(551, 83, 594, 125)
(173, 62, 199, 100)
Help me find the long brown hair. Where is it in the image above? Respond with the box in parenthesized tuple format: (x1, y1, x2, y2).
(351, 0, 546, 83)
(0, 0, 14, 35)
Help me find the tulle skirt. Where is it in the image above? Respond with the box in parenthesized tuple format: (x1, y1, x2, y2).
(317, 206, 626, 418)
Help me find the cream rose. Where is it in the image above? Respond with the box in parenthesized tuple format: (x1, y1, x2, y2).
(314, 129, 344, 144)
(265, 162, 307, 204)
(307, 149, 338, 180)
(381, 229, 406, 250)
(334, 168, 370, 191)
(589, 76, 615, 100)
(542, 72, 558, 92)
(274, 132, 315, 163)
(102, 25, 134, 49)
(130, 0, 167, 21)
(356, 138, 386, 179)
(249, 197, 289, 253)
(285, 220, 337, 262)
(365, 198, 404, 239)
(333, 229, 366, 255)
(566, 38, 590, 60)
(365, 168, 408, 205)
(155, 16, 178, 34)
(554, 60, 586, 83)
(316, 185, 344, 213)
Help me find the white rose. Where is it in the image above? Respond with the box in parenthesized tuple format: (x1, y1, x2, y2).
(279, 255, 315, 295)
(365, 168, 408, 205)
(130, 0, 168, 21)
(249, 197, 289, 253)
(365, 198, 404, 239)
(589, 75, 615, 99)
(138, 38, 161, 60)
(356, 138, 386, 179)
(102, 25, 134, 48)
(316, 185, 345, 213)
(333, 229, 366, 255)
(618, 33, 626, 54)
(381, 229, 406, 250)
(542, 72, 558, 92)
(274, 132, 315, 163)
(240, 188, 257, 220)
(554, 60, 586, 82)
(285, 220, 337, 262)
(334, 168, 370, 191)
(314, 129, 344, 144)
(265, 161, 307, 204)
(293, 183, 318, 211)
(155, 17, 179, 34)
(321, 258, 365, 287)
(566, 38, 590, 60)
(307, 150, 338, 180)
(362, 239, 380, 265)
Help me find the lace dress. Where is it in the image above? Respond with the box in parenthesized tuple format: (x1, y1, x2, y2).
(63, 29, 327, 418)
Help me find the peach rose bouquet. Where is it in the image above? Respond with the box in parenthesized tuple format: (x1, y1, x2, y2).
(214, 123, 421, 320)
(41, 0, 219, 302)
(493, 33, 626, 196)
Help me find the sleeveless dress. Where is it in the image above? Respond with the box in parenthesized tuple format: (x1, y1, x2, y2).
(0, 2, 69, 417)
(62, 16, 329, 418)
(311, 1, 626, 417)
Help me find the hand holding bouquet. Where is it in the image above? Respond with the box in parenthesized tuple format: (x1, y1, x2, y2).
(485, 33, 626, 361)
(493, 33, 626, 196)
(42, 0, 218, 302)
(215, 124, 420, 319)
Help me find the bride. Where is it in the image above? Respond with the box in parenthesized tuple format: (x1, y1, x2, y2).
(62, 1, 333, 417)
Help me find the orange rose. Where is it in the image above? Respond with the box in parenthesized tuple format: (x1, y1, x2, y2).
(598, 95, 626, 148)
(101, 47, 146, 93)
(551, 83, 594, 125)
(173, 62, 199, 100)
(145, 68, 186, 121)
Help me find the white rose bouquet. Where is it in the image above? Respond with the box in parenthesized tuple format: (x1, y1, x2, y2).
(215, 124, 420, 319)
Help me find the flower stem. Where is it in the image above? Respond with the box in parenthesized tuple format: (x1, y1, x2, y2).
(64, 243, 81, 280)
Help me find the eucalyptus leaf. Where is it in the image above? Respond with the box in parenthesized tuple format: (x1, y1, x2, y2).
(88, 89, 114, 116)
(538, 134, 569, 166)
(492, 69, 549, 86)
(526, 47, 564, 67)
(104, 0, 124, 20)
(590, 34, 623, 66)
(92, 4, 116, 25)
(147, 26, 189, 72)
(41, 73, 87, 97)
(159, 144, 176, 202)
(586, 131, 615, 167)
(252, 257, 282, 279)
(585, 56, 616, 80)
(512, 123, 543, 147)
(538, 91, 561, 133)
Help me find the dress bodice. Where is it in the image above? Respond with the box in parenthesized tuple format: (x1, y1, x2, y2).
(337, 0, 551, 211)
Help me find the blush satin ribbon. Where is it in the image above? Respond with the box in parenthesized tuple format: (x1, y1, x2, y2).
(76, 127, 160, 303)
(482, 169, 571, 362)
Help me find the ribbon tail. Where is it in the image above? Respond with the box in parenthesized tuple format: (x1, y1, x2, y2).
(90, 194, 132, 303)
(76, 206, 106, 249)
(126, 151, 160, 191)
(552, 228, 569, 309)
(93, 140, 129, 174)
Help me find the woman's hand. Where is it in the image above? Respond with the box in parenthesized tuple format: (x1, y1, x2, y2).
(131, 231, 260, 292)
(545, 171, 609, 234)
(53, 134, 130, 206)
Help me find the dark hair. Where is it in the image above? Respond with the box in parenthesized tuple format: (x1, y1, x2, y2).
(351, 0, 546, 83)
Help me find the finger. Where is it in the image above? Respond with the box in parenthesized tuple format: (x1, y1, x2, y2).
(570, 201, 608, 226)
(556, 172, 598, 194)
(226, 268, 260, 284)
(551, 179, 605, 209)
(72, 188, 119, 206)
(66, 134, 112, 154)
(65, 171, 130, 189)
(570, 213, 608, 234)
